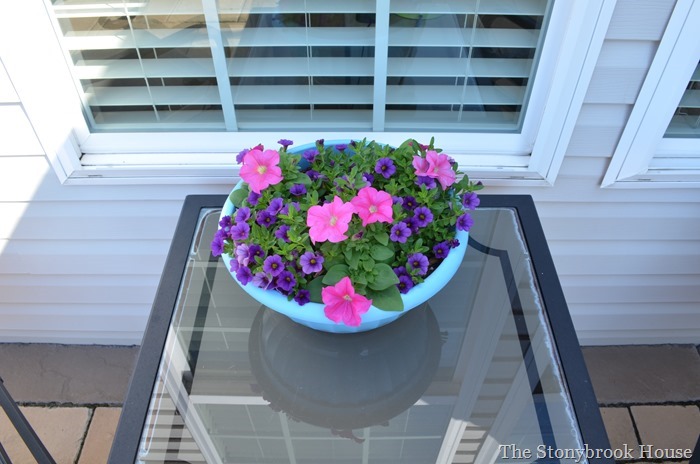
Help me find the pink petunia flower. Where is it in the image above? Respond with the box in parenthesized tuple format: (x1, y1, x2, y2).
(413, 151, 455, 190)
(350, 186, 393, 226)
(424, 150, 456, 189)
(306, 196, 355, 243)
(412, 155, 431, 177)
(239, 149, 283, 193)
(321, 276, 372, 326)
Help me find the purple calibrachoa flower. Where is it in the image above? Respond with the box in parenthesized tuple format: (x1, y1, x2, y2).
(235, 207, 251, 223)
(263, 255, 285, 277)
(390, 222, 412, 243)
(235, 243, 250, 267)
(462, 192, 480, 210)
(252, 272, 271, 289)
(236, 266, 253, 286)
(248, 244, 265, 263)
(393, 266, 409, 278)
(303, 149, 319, 163)
(300, 251, 324, 274)
(362, 172, 375, 185)
(294, 289, 311, 305)
(306, 169, 323, 181)
(267, 198, 284, 214)
(236, 148, 249, 164)
(274, 224, 291, 242)
(416, 176, 437, 190)
(278, 139, 293, 148)
(219, 216, 232, 229)
(247, 191, 261, 206)
(375, 157, 396, 179)
(397, 275, 415, 294)
(402, 196, 417, 211)
(449, 238, 461, 248)
(335, 143, 348, 152)
(433, 241, 450, 260)
(211, 235, 224, 257)
(256, 210, 277, 228)
(275, 270, 297, 292)
(413, 206, 434, 228)
(230, 259, 240, 273)
(402, 217, 420, 234)
(290, 184, 307, 196)
(407, 253, 429, 276)
(230, 222, 250, 241)
(456, 213, 474, 232)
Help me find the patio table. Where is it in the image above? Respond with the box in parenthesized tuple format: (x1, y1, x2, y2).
(110, 194, 612, 464)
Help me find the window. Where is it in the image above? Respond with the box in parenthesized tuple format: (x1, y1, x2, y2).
(603, 0, 700, 187)
(2, 0, 615, 184)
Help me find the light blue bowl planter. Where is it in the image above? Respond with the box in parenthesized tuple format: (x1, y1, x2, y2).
(219, 141, 469, 334)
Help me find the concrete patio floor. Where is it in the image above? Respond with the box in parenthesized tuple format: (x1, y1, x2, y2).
(0, 343, 698, 463)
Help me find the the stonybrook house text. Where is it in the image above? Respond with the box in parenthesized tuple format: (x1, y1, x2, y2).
(498, 443, 693, 462)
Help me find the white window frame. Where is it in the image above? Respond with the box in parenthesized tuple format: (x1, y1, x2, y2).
(602, 0, 700, 188)
(1, 0, 615, 186)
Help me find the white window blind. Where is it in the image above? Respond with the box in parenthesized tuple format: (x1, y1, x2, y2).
(49, 0, 552, 133)
(663, 60, 700, 139)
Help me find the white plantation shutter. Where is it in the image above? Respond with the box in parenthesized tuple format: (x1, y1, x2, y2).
(48, 0, 553, 133)
(663, 60, 700, 138)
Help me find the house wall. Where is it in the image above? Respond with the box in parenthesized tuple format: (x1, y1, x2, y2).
(0, 0, 698, 345)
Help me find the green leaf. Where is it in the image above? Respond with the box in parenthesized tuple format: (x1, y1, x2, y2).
(307, 276, 324, 303)
(368, 263, 400, 291)
(366, 286, 404, 312)
(344, 248, 361, 270)
(370, 244, 394, 262)
(229, 186, 249, 208)
(374, 231, 389, 246)
(322, 264, 350, 285)
(361, 257, 376, 272)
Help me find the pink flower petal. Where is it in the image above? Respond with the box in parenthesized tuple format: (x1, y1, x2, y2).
(240, 149, 283, 193)
(351, 187, 393, 226)
(321, 277, 372, 327)
(412, 155, 430, 177)
(306, 197, 354, 244)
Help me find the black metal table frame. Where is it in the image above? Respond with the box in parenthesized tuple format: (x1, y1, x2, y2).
(109, 194, 613, 464)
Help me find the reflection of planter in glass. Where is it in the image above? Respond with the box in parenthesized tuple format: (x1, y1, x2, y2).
(248, 304, 442, 432)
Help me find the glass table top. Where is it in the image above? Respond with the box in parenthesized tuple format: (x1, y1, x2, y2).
(131, 203, 595, 464)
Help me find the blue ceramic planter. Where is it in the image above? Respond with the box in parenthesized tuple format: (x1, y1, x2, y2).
(219, 140, 469, 333)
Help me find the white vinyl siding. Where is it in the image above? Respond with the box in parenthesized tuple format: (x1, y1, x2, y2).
(603, 0, 700, 186)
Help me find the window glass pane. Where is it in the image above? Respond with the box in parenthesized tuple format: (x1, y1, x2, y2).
(386, 0, 551, 133)
(664, 60, 700, 138)
(51, 1, 224, 131)
(49, 0, 553, 134)
(219, 4, 376, 131)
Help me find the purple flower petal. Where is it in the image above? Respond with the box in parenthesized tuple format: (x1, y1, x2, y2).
(299, 251, 324, 274)
(456, 213, 474, 232)
(375, 157, 396, 179)
(294, 289, 311, 305)
(407, 253, 429, 276)
(263, 255, 285, 277)
(413, 206, 434, 228)
(230, 222, 250, 240)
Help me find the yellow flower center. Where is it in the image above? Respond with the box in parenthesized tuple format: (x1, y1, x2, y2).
(329, 215, 338, 226)
(343, 294, 352, 301)
(257, 165, 268, 175)
(369, 205, 378, 213)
